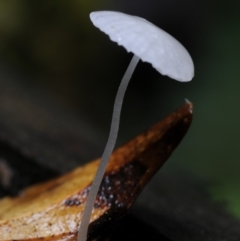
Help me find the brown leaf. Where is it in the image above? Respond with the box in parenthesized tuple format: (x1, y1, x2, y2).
(0, 102, 192, 241)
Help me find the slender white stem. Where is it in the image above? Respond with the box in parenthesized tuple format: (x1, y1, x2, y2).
(77, 54, 140, 241)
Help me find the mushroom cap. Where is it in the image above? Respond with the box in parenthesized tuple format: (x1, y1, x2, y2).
(90, 11, 194, 82)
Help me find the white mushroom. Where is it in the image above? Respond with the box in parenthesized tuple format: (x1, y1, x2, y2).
(78, 11, 194, 241)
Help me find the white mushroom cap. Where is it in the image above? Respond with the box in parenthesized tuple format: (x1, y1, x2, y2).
(90, 11, 194, 82)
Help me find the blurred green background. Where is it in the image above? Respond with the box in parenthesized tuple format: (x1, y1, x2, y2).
(0, 0, 240, 217)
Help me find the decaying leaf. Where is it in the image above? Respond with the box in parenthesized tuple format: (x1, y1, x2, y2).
(0, 102, 192, 241)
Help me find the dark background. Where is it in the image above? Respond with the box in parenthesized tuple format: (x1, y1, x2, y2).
(0, 0, 239, 218)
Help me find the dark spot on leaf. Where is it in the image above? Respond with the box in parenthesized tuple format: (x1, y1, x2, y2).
(64, 198, 81, 206)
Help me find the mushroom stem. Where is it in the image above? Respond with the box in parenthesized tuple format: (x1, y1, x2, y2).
(77, 54, 140, 241)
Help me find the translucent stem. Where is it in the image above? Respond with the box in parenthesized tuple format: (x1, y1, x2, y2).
(77, 54, 140, 241)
